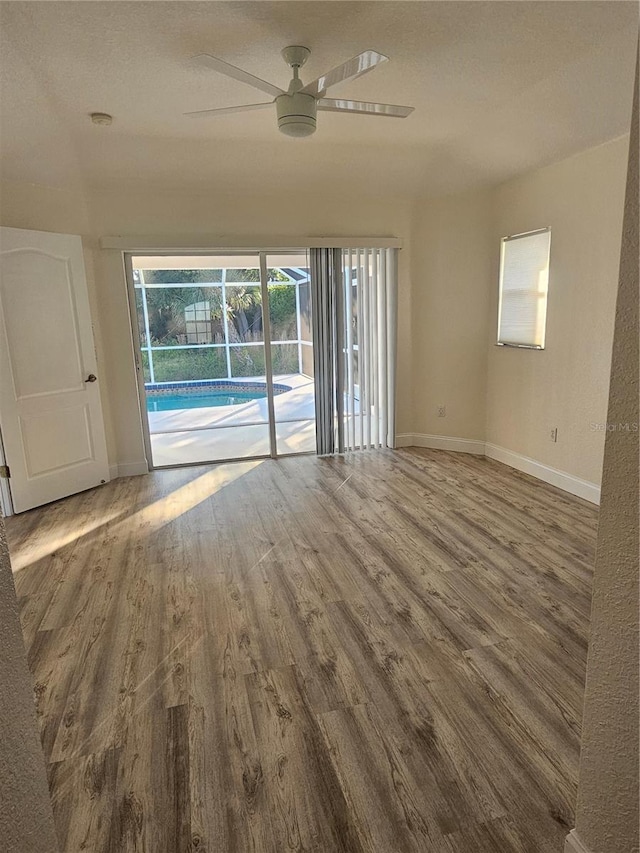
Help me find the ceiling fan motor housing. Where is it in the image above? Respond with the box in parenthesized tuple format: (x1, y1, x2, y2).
(276, 92, 317, 137)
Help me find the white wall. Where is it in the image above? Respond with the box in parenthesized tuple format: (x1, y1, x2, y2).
(0, 513, 59, 853)
(486, 136, 629, 488)
(410, 188, 493, 442)
(408, 135, 629, 493)
(571, 75, 638, 853)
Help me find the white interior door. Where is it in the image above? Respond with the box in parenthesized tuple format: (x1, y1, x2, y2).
(0, 227, 109, 513)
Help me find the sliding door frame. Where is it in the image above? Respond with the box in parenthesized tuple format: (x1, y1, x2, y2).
(123, 249, 313, 469)
(259, 252, 278, 459)
(124, 251, 155, 469)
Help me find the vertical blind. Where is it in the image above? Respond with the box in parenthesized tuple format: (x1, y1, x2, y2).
(497, 228, 551, 349)
(310, 247, 397, 454)
(310, 248, 344, 455)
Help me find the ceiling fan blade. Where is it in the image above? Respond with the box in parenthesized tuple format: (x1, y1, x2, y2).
(192, 53, 284, 98)
(184, 102, 273, 118)
(301, 50, 389, 97)
(317, 98, 414, 118)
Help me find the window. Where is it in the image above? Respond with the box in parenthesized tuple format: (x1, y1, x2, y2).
(497, 227, 551, 349)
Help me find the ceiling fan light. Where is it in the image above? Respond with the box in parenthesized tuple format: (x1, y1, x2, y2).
(278, 117, 316, 137)
(276, 92, 317, 137)
(187, 48, 413, 136)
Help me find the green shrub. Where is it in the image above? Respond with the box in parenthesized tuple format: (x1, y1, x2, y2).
(141, 350, 151, 382)
(268, 285, 297, 340)
(229, 346, 266, 377)
(145, 340, 300, 384)
(149, 348, 227, 382)
(271, 344, 299, 375)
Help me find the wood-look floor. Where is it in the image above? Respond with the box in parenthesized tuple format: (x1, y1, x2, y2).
(7, 449, 598, 853)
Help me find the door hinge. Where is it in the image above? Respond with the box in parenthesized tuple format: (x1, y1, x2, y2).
(0, 464, 10, 479)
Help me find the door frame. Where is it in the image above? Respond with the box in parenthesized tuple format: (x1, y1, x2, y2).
(0, 424, 14, 517)
(123, 249, 312, 469)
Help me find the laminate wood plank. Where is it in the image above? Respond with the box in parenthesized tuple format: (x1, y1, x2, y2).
(166, 704, 192, 851)
(336, 521, 505, 651)
(339, 535, 431, 643)
(6, 448, 598, 852)
(7, 477, 124, 575)
(188, 578, 276, 853)
(422, 668, 574, 846)
(442, 814, 546, 853)
(233, 563, 296, 672)
(460, 554, 589, 666)
(436, 568, 587, 695)
(108, 694, 173, 852)
(316, 702, 452, 852)
(357, 457, 593, 612)
(29, 625, 83, 758)
(505, 636, 585, 731)
(266, 556, 370, 713)
(244, 664, 366, 853)
(369, 461, 592, 660)
(295, 541, 363, 604)
(184, 699, 207, 852)
(161, 546, 202, 709)
(49, 556, 163, 762)
(462, 642, 581, 793)
(18, 589, 56, 653)
(223, 579, 266, 676)
(326, 598, 507, 829)
(405, 449, 595, 531)
(47, 578, 128, 761)
(388, 452, 597, 579)
(48, 747, 120, 853)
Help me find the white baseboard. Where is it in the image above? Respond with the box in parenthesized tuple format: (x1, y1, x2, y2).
(395, 434, 600, 504)
(395, 433, 486, 455)
(485, 443, 600, 504)
(109, 460, 149, 479)
(108, 440, 600, 504)
(564, 829, 593, 853)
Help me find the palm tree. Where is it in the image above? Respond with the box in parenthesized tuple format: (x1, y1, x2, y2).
(226, 286, 262, 341)
(210, 284, 263, 373)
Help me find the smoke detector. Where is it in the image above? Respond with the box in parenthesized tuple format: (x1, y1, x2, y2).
(90, 112, 113, 126)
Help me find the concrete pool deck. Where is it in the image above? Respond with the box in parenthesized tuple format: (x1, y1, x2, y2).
(147, 373, 316, 466)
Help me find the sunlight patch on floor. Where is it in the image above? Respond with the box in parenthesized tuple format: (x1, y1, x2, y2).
(10, 461, 264, 571)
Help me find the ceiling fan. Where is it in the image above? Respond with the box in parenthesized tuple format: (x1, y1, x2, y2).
(185, 46, 414, 137)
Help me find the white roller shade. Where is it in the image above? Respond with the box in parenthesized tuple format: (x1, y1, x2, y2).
(497, 228, 551, 349)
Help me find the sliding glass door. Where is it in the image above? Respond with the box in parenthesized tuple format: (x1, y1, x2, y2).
(128, 252, 316, 467)
(266, 253, 316, 455)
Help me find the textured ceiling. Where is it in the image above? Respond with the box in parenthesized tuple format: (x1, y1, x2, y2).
(0, 1, 637, 197)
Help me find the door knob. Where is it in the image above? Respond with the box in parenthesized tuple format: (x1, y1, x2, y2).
(85, 374, 97, 383)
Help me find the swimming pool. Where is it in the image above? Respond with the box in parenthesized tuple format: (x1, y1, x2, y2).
(145, 381, 289, 413)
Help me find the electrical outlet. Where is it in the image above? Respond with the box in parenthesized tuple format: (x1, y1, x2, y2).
(550, 427, 558, 442)
(438, 406, 446, 418)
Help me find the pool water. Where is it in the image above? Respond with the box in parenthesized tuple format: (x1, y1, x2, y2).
(147, 390, 267, 413)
